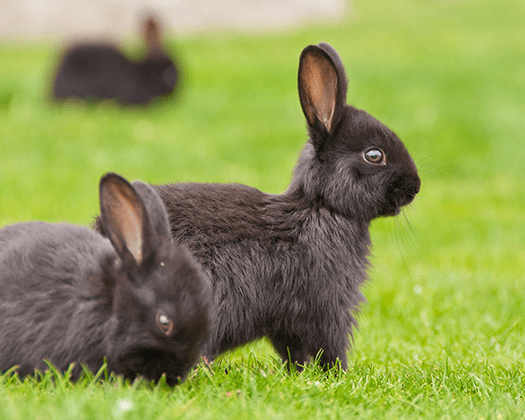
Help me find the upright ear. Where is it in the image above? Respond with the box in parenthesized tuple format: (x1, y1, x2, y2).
(99, 173, 152, 268)
(144, 16, 162, 54)
(130, 180, 172, 249)
(298, 43, 347, 138)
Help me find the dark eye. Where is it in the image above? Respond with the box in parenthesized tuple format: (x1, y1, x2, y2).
(364, 149, 385, 164)
(156, 311, 174, 336)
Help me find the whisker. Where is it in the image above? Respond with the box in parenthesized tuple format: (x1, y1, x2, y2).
(415, 151, 446, 166)
(405, 196, 433, 239)
(391, 201, 432, 283)
(385, 113, 397, 125)
(417, 161, 443, 175)
(415, 152, 446, 177)
(401, 210, 428, 259)
(392, 212, 416, 281)
(377, 103, 388, 119)
(400, 215, 420, 261)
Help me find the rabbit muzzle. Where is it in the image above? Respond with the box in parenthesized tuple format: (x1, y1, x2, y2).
(382, 174, 421, 216)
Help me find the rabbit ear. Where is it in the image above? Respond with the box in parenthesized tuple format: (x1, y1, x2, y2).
(298, 43, 347, 139)
(130, 180, 173, 248)
(144, 16, 162, 54)
(99, 173, 151, 267)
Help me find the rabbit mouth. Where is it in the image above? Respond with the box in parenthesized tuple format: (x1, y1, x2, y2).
(382, 190, 418, 217)
(380, 203, 402, 217)
(116, 347, 190, 385)
(381, 177, 420, 216)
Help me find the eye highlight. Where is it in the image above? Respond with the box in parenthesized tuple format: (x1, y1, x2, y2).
(364, 149, 385, 164)
(156, 311, 174, 336)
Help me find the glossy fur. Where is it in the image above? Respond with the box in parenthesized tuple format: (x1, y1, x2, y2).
(52, 17, 178, 105)
(0, 174, 212, 385)
(96, 43, 421, 369)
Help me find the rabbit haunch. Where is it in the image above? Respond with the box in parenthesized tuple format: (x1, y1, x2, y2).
(0, 174, 211, 385)
(96, 43, 420, 369)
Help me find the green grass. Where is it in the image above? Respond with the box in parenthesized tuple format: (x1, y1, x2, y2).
(1, 0, 524, 418)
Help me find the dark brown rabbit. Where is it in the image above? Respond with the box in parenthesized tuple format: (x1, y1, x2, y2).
(96, 43, 421, 370)
(0, 173, 211, 385)
(52, 17, 178, 105)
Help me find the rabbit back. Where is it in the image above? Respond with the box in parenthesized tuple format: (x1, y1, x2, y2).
(0, 222, 114, 377)
(53, 44, 144, 103)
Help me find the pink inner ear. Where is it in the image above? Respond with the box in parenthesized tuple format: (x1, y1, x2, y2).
(301, 52, 338, 132)
(115, 201, 143, 264)
(103, 178, 145, 265)
(144, 17, 162, 53)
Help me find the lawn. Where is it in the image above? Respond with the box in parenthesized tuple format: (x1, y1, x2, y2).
(0, 0, 524, 418)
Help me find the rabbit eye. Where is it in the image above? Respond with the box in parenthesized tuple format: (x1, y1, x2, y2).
(156, 312, 174, 336)
(364, 149, 385, 164)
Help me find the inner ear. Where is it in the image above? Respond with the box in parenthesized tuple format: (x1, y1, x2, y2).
(299, 49, 338, 132)
(100, 175, 145, 265)
(144, 17, 162, 54)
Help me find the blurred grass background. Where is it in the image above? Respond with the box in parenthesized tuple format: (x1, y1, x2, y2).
(0, 0, 524, 417)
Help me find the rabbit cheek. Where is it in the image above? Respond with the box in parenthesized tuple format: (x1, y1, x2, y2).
(112, 281, 135, 314)
(162, 65, 177, 89)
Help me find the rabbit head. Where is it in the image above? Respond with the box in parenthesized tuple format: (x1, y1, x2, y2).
(290, 43, 420, 221)
(98, 173, 211, 384)
(139, 56, 178, 95)
(140, 16, 178, 95)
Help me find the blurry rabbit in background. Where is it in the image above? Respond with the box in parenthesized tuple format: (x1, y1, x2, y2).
(52, 16, 179, 105)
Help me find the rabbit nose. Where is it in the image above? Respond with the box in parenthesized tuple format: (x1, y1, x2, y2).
(408, 186, 420, 199)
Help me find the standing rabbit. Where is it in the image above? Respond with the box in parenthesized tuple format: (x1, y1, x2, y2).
(0, 173, 211, 385)
(96, 43, 421, 370)
(52, 16, 178, 105)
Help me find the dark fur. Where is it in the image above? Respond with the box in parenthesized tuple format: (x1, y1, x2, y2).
(52, 17, 178, 105)
(0, 174, 212, 385)
(96, 43, 421, 369)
